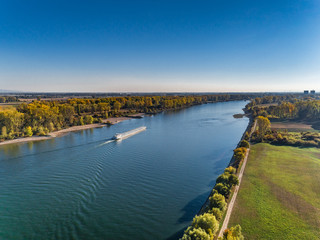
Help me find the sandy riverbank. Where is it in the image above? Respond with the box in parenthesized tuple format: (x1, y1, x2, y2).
(0, 114, 144, 146)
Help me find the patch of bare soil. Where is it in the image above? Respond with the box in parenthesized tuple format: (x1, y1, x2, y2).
(271, 122, 313, 129)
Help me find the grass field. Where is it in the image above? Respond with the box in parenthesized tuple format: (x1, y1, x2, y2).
(229, 143, 320, 240)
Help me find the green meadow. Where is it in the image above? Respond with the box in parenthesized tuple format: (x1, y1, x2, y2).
(229, 143, 320, 240)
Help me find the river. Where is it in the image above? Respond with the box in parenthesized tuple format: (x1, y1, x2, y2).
(0, 101, 249, 240)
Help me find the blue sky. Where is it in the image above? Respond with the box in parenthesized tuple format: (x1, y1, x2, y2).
(1, 0, 319, 92)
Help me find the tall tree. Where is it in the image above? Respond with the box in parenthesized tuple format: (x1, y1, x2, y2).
(256, 116, 270, 140)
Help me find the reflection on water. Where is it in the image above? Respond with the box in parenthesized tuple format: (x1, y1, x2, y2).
(0, 101, 248, 240)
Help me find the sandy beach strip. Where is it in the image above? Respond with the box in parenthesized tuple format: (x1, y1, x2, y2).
(0, 114, 144, 146)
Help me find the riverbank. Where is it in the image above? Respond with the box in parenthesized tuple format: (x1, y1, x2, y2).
(179, 109, 253, 239)
(197, 116, 255, 216)
(217, 119, 256, 238)
(0, 114, 144, 146)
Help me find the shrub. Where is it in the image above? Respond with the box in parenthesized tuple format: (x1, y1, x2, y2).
(213, 183, 231, 197)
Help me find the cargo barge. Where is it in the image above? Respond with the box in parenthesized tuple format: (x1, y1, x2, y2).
(112, 126, 146, 140)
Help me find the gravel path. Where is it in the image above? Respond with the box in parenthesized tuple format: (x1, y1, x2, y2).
(218, 120, 257, 237)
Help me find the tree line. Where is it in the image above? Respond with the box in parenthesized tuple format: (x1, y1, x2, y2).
(181, 166, 245, 240)
(246, 95, 320, 122)
(0, 94, 252, 141)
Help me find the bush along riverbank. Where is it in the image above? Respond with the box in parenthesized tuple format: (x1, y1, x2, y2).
(180, 117, 255, 240)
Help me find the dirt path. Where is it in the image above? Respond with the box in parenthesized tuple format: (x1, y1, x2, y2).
(218, 119, 257, 237)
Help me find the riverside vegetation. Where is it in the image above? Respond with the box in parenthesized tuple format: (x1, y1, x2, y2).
(181, 94, 320, 240)
(0, 94, 252, 141)
(248, 96, 320, 147)
(180, 139, 251, 240)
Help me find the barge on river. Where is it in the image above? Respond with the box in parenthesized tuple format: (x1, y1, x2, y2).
(112, 126, 146, 141)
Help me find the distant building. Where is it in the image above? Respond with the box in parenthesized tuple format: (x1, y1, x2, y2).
(311, 90, 316, 94)
(304, 90, 309, 94)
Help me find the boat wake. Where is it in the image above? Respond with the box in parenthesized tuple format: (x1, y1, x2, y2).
(96, 139, 115, 147)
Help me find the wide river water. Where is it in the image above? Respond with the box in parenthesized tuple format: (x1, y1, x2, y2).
(0, 101, 248, 240)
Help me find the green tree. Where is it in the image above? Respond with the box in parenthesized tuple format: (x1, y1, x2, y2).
(1, 126, 7, 138)
(228, 174, 239, 186)
(233, 147, 247, 163)
(213, 183, 231, 197)
(47, 122, 55, 132)
(114, 101, 121, 112)
(181, 227, 211, 240)
(224, 166, 236, 174)
(24, 126, 33, 137)
(191, 213, 219, 238)
(256, 116, 271, 140)
(209, 193, 227, 211)
(219, 225, 244, 240)
(79, 117, 84, 125)
(216, 172, 239, 187)
(84, 115, 94, 124)
(208, 208, 222, 221)
(37, 126, 46, 136)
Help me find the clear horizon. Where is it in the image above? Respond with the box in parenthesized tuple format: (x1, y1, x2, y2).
(1, 0, 320, 92)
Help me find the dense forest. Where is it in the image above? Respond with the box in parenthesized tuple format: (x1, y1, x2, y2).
(246, 95, 320, 121)
(246, 95, 320, 148)
(0, 94, 251, 140)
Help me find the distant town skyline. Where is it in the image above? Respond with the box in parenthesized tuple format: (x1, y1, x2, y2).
(1, 0, 319, 92)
